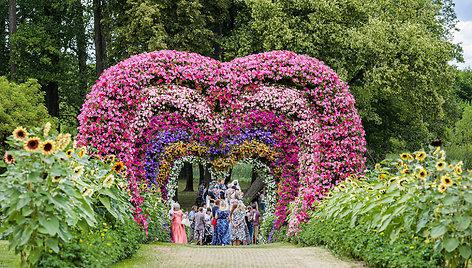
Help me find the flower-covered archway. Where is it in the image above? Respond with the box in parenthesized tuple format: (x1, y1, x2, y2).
(77, 50, 366, 234)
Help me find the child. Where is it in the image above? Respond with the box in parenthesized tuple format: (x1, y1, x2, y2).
(194, 207, 205, 245)
(188, 205, 197, 243)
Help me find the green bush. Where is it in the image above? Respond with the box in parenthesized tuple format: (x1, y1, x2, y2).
(293, 218, 444, 268)
(38, 216, 141, 267)
(303, 145, 472, 267)
(0, 77, 57, 155)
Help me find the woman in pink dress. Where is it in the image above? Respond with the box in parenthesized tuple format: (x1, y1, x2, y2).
(169, 203, 187, 244)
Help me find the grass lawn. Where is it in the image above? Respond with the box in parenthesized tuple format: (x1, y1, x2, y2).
(0, 240, 20, 267)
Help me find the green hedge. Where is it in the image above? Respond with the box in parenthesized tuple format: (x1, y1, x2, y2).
(292, 218, 445, 268)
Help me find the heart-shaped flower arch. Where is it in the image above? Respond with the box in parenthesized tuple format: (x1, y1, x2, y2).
(77, 50, 366, 235)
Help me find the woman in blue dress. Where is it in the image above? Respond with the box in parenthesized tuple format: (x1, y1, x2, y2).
(214, 202, 230, 245)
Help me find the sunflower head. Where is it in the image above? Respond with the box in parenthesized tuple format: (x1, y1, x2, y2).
(41, 140, 55, 155)
(4, 152, 15, 164)
(374, 163, 381, 171)
(438, 184, 447, 194)
(388, 177, 398, 184)
(415, 152, 426, 162)
(66, 149, 73, 157)
(112, 162, 124, 172)
(441, 176, 453, 187)
(436, 161, 446, 171)
(397, 178, 409, 189)
(13, 126, 28, 141)
(378, 173, 387, 180)
(345, 177, 352, 184)
(338, 184, 347, 191)
(23, 137, 41, 152)
(418, 170, 427, 179)
(103, 175, 115, 188)
(396, 161, 403, 169)
(78, 147, 87, 158)
(454, 166, 463, 175)
(107, 155, 116, 162)
(400, 153, 409, 160)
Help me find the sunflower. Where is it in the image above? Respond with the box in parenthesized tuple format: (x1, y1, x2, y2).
(345, 177, 352, 184)
(74, 166, 84, 178)
(374, 163, 381, 171)
(52, 176, 63, 183)
(351, 182, 359, 188)
(379, 189, 386, 194)
(454, 166, 463, 175)
(433, 146, 441, 155)
(378, 173, 387, 180)
(338, 184, 347, 191)
(4, 152, 14, 164)
(436, 161, 446, 171)
(13, 126, 28, 140)
(415, 152, 426, 162)
(396, 161, 403, 169)
(438, 184, 447, 194)
(40, 140, 55, 155)
(441, 176, 453, 187)
(103, 174, 115, 188)
(66, 149, 73, 157)
(82, 188, 94, 198)
(397, 178, 409, 189)
(122, 171, 128, 178)
(23, 137, 40, 152)
(388, 177, 398, 184)
(112, 162, 124, 172)
(418, 169, 427, 179)
(440, 150, 446, 160)
(376, 195, 381, 200)
(78, 147, 87, 158)
(400, 153, 409, 160)
(107, 155, 116, 162)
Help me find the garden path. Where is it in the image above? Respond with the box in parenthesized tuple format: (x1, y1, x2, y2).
(114, 242, 367, 268)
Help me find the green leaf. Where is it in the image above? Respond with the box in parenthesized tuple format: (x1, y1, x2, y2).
(46, 238, 59, 253)
(443, 237, 459, 252)
(99, 196, 118, 218)
(456, 216, 471, 230)
(430, 224, 447, 238)
(18, 226, 33, 246)
(39, 215, 59, 236)
(459, 245, 472, 259)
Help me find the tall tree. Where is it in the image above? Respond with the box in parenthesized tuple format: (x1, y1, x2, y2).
(221, 0, 461, 160)
(93, 0, 106, 76)
(8, 0, 16, 75)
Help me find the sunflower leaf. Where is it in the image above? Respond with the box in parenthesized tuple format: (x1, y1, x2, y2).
(444, 237, 459, 252)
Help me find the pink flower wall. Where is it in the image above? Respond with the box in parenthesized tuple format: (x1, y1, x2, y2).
(77, 50, 366, 234)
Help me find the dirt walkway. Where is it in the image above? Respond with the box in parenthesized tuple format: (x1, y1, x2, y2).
(115, 243, 366, 268)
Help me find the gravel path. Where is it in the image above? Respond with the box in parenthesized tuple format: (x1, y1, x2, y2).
(115, 243, 367, 268)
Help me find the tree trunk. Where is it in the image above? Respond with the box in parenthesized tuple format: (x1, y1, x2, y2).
(44, 82, 59, 117)
(199, 164, 205, 185)
(245, 176, 264, 202)
(225, 167, 232, 184)
(251, 167, 257, 184)
(213, 23, 222, 60)
(75, 0, 87, 99)
(93, 0, 106, 76)
(204, 165, 212, 183)
(8, 0, 16, 75)
(173, 187, 178, 202)
(184, 162, 193, 191)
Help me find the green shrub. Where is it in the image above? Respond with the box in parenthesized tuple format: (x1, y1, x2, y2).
(0, 77, 57, 155)
(38, 216, 141, 267)
(293, 218, 444, 268)
(307, 145, 472, 267)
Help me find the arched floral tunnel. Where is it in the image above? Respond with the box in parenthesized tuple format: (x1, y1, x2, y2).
(77, 50, 366, 235)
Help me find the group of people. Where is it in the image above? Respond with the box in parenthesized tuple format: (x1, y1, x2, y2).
(169, 179, 265, 246)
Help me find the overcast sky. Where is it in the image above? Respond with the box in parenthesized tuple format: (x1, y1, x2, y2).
(452, 0, 472, 69)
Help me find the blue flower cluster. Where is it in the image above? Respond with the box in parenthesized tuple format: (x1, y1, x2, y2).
(143, 128, 275, 186)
